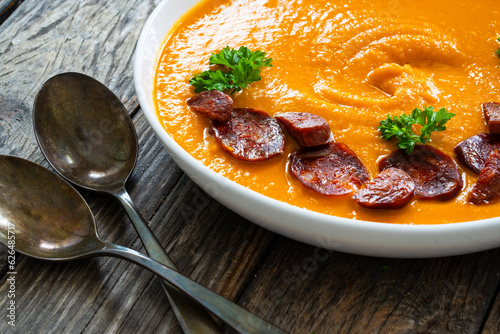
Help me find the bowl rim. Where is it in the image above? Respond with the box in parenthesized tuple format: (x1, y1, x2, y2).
(133, 0, 500, 258)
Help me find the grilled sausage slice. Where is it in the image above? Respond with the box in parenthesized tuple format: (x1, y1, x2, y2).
(469, 150, 500, 205)
(482, 102, 500, 134)
(187, 90, 233, 122)
(354, 167, 415, 209)
(275, 112, 333, 147)
(379, 145, 462, 201)
(290, 143, 369, 196)
(454, 133, 500, 174)
(212, 108, 285, 161)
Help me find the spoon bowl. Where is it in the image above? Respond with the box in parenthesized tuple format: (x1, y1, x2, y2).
(33, 72, 137, 192)
(0, 155, 284, 334)
(0, 155, 103, 260)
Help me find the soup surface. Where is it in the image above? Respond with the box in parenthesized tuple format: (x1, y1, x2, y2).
(155, 0, 500, 224)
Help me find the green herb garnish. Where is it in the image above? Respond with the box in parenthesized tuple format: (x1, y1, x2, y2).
(189, 46, 273, 94)
(378, 105, 455, 153)
(496, 37, 500, 58)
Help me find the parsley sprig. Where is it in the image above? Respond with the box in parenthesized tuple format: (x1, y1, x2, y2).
(496, 37, 500, 59)
(378, 105, 455, 153)
(189, 46, 273, 94)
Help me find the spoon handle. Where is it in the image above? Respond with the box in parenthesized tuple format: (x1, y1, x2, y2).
(113, 187, 221, 333)
(99, 242, 286, 334)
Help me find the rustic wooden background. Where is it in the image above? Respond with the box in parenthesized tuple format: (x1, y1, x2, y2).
(0, 0, 499, 333)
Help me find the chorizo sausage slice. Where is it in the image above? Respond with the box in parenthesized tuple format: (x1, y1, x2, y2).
(187, 90, 233, 122)
(275, 112, 333, 147)
(290, 143, 369, 196)
(354, 167, 415, 209)
(482, 102, 500, 134)
(379, 145, 462, 201)
(454, 133, 500, 174)
(212, 108, 285, 161)
(469, 150, 500, 205)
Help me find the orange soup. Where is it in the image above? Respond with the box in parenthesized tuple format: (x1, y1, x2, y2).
(154, 0, 500, 224)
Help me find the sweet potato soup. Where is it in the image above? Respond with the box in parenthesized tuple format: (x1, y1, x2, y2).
(154, 0, 500, 224)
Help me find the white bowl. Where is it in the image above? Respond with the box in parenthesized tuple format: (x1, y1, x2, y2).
(134, 0, 500, 258)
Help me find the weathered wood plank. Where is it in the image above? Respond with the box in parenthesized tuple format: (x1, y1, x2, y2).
(236, 238, 500, 334)
(483, 290, 500, 334)
(0, 0, 154, 158)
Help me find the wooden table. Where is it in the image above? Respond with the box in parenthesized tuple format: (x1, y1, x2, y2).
(1, 0, 500, 333)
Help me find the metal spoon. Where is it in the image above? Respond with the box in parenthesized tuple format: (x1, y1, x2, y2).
(32, 72, 220, 333)
(0, 155, 285, 333)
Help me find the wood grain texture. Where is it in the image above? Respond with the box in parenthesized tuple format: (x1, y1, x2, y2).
(235, 238, 500, 334)
(0, 0, 500, 333)
(483, 288, 500, 334)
